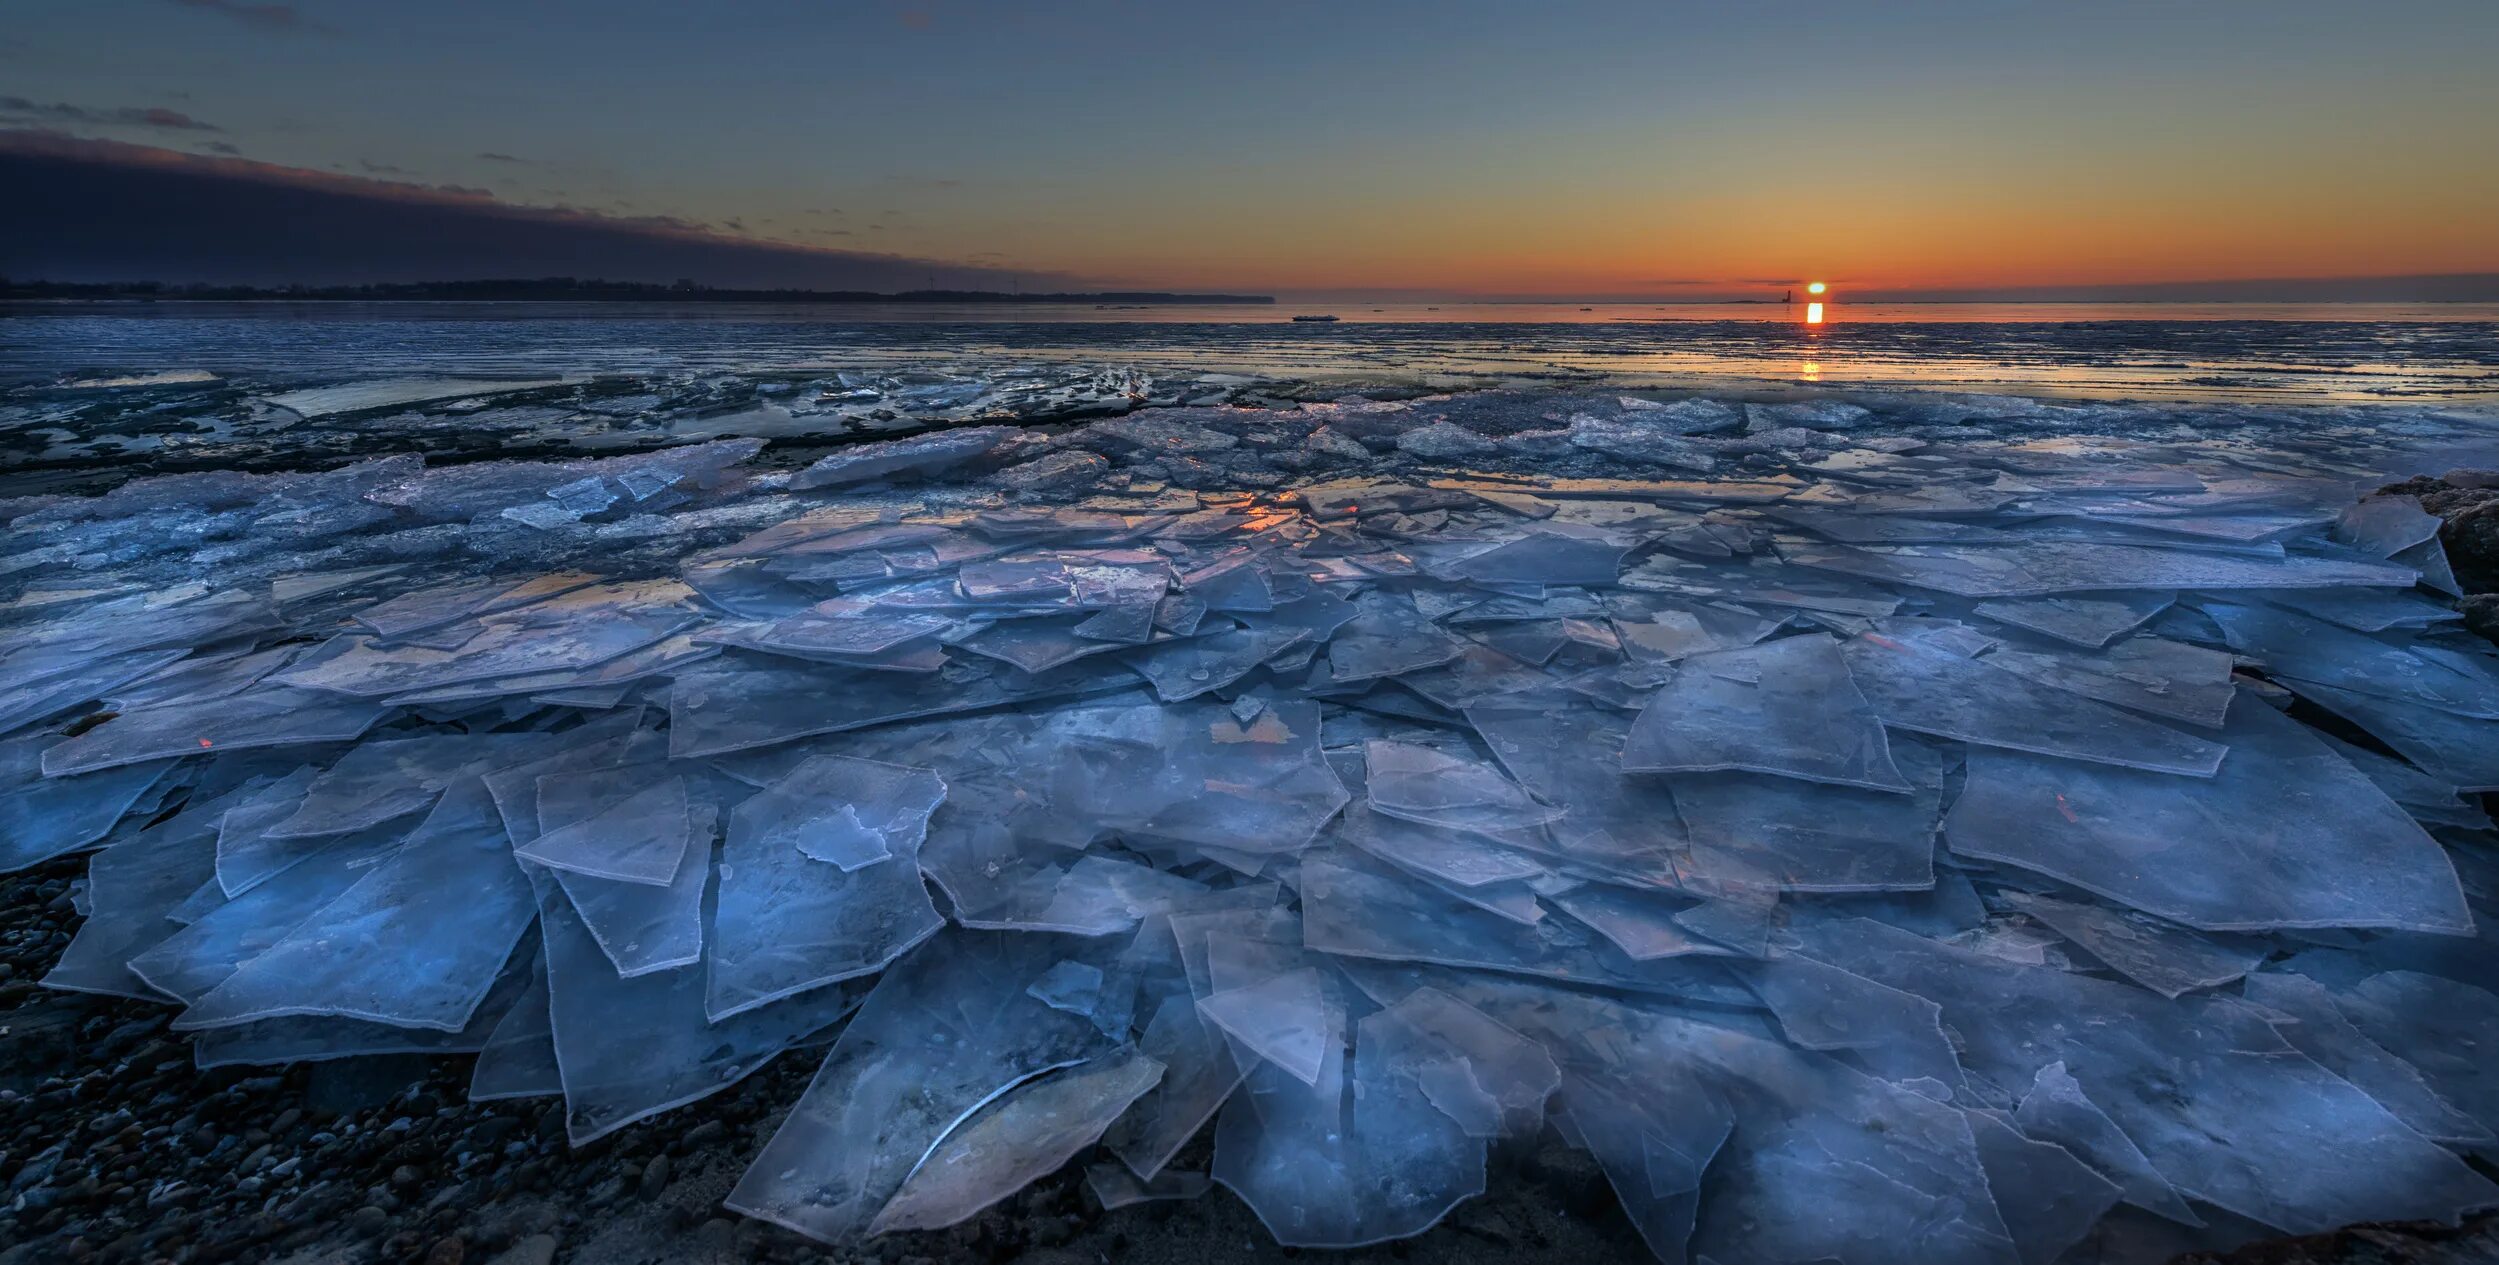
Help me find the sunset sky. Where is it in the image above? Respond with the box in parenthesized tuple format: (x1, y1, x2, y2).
(7, 0, 2498, 297)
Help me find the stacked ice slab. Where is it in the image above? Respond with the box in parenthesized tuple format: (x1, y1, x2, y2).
(14, 388, 2499, 1265)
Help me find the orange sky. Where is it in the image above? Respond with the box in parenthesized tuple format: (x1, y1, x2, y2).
(9, 1, 2498, 297)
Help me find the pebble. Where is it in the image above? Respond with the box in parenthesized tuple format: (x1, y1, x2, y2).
(639, 1154, 671, 1201)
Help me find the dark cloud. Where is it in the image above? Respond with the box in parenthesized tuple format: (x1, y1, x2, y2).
(359, 159, 414, 176)
(0, 130, 1079, 291)
(0, 97, 222, 132)
(476, 151, 531, 164)
(164, 0, 325, 33)
(198, 141, 242, 155)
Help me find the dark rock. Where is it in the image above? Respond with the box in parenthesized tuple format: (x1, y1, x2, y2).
(2378, 470, 2499, 594)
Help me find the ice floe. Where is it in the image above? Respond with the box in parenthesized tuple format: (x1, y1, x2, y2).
(11, 378, 2499, 1260)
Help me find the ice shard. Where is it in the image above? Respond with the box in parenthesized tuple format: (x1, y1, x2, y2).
(1623, 634, 1910, 790)
(1947, 697, 2472, 933)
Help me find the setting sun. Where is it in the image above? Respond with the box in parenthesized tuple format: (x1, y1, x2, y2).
(1806, 282, 1828, 295)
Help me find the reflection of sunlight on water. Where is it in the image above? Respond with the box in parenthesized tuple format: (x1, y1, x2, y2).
(1800, 361, 1821, 381)
(1805, 302, 1824, 325)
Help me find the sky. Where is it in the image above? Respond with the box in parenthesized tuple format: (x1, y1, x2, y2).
(5, 0, 2498, 298)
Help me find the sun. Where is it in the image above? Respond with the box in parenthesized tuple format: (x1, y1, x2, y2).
(1806, 281, 1827, 295)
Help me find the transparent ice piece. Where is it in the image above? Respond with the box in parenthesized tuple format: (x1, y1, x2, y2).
(513, 776, 695, 885)
(1301, 851, 1752, 1005)
(1196, 966, 1342, 1087)
(1085, 1162, 1211, 1209)
(1979, 636, 2236, 728)
(1964, 1108, 2122, 1265)
(1365, 985, 1559, 1138)
(2334, 495, 2442, 556)
(2204, 601, 2499, 719)
(40, 686, 391, 777)
(707, 784, 943, 1020)
(1450, 524, 1631, 587)
(665, 654, 1139, 759)
(1668, 739, 1942, 893)
(43, 804, 219, 1000)
(1104, 992, 1253, 1180)
(128, 825, 408, 1003)
(725, 929, 1115, 1242)
(1327, 591, 1465, 683)
(0, 736, 176, 873)
(2287, 677, 2499, 791)
(1211, 995, 1488, 1250)
(1339, 799, 1550, 888)
(1972, 593, 2174, 648)
(1547, 884, 1725, 959)
(173, 781, 535, 1032)
(550, 807, 714, 977)
(1946, 698, 2472, 933)
(1788, 917, 2498, 1235)
(2015, 1062, 2202, 1226)
(1840, 630, 2226, 775)
(737, 753, 945, 871)
(2320, 970, 2499, 1142)
(1362, 739, 1564, 833)
(1624, 635, 1909, 790)
(469, 966, 563, 1101)
(2002, 892, 2263, 998)
(2239, 972, 2491, 1146)
(266, 733, 531, 838)
(788, 426, 1014, 489)
(1121, 624, 1306, 702)
(1785, 539, 2415, 598)
(869, 1047, 1167, 1234)
(537, 870, 862, 1144)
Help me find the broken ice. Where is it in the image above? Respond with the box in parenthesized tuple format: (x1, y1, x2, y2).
(16, 374, 2499, 1263)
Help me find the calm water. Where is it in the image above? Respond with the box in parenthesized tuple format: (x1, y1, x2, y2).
(5, 300, 2497, 403)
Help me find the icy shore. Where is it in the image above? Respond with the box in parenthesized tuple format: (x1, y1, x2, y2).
(9, 377, 2499, 1264)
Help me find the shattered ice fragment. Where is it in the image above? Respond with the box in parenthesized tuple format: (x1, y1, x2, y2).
(1947, 697, 2472, 934)
(551, 807, 714, 977)
(1086, 1162, 1212, 1209)
(1, 737, 176, 874)
(174, 781, 536, 1033)
(738, 753, 947, 871)
(536, 869, 861, 1145)
(1972, 592, 2173, 649)
(726, 930, 1116, 1242)
(789, 426, 1015, 489)
(1840, 630, 2226, 776)
(513, 776, 695, 886)
(869, 1047, 1166, 1235)
(1362, 739, 1564, 834)
(707, 778, 944, 1020)
(2238, 972, 2492, 1147)
(1624, 634, 1910, 790)
(2001, 892, 2263, 998)
(2015, 1061, 2203, 1226)
(1196, 967, 1343, 1087)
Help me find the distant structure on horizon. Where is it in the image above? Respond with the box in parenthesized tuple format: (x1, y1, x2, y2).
(0, 277, 1278, 305)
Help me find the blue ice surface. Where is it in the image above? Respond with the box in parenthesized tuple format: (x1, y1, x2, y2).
(13, 369, 2499, 1261)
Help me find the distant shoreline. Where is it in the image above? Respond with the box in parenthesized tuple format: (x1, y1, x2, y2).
(0, 279, 1276, 305)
